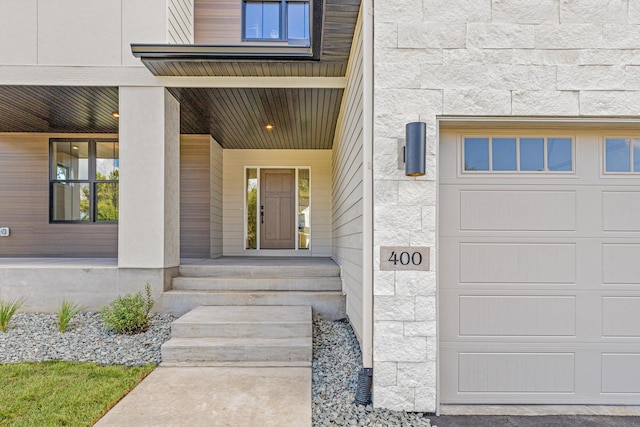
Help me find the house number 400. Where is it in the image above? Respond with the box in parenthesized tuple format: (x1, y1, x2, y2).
(387, 251, 422, 266)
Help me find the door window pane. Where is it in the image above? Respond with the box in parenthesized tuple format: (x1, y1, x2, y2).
(51, 141, 89, 180)
(464, 138, 489, 171)
(548, 138, 572, 171)
(298, 168, 310, 250)
(96, 142, 119, 181)
(605, 138, 631, 172)
(246, 169, 258, 249)
(492, 138, 517, 171)
(96, 182, 119, 221)
(245, 2, 281, 39)
(52, 182, 90, 221)
(288, 2, 309, 40)
(520, 138, 544, 171)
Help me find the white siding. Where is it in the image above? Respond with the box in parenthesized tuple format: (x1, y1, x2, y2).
(332, 13, 365, 344)
(210, 136, 223, 257)
(168, 0, 195, 44)
(222, 150, 332, 256)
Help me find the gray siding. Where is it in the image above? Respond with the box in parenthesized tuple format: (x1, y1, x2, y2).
(210, 137, 223, 257)
(0, 133, 117, 257)
(332, 13, 365, 343)
(168, 0, 194, 44)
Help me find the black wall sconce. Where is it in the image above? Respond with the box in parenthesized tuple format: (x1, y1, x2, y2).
(404, 121, 426, 176)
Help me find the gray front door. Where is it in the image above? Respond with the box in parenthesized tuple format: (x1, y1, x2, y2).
(260, 169, 295, 249)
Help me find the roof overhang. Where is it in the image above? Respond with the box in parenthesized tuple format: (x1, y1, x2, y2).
(131, 44, 315, 61)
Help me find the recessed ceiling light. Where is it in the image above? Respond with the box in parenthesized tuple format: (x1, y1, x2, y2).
(72, 146, 79, 150)
(265, 123, 274, 130)
(111, 111, 120, 118)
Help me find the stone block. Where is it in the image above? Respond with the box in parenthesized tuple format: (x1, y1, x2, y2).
(557, 65, 625, 90)
(415, 296, 436, 321)
(404, 321, 436, 337)
(444, 89, 512, 115)
(374, 153, 404, 180)
(373, 271, 396, 296)
(375, 205, 422, 231)
(410, 230, 435, 246)
(376, 62, 421, 89)
(374, 320, 405, 336)
(373, 361, 398, 387)
(375, 137, 402, 157)
(377, 47, 443, 64)
(603, 24, 640, 49)
(373, 334, 428, 362)
(376, 0, 424, 23)
(395, 270, 436, 297)
(397, 361, 435, 387)
(427, 337, 437, 361)
(397, 181, 435, 206)
(421, 64, 490, 90)
(488, 65, 557, 90)
(422, 206, 436, 231)
(580, 49, 640, 65)
(492, 0, 559, 24)
(631, 0, 640, 23)
(535, 24, 603, 49)
(373, 386, 415, 412)
(423, 0, 491, 23)
(443, 48, 514, 65)
(512, 49, 581, 65)
(627, 66, 640, 90)
(377, 89, 444, 117)
(580, 91, 640, 115)
(467, 23, 535, 48)
(398, 23, 467, 48)
(374, 22, 398, 49)
(512, 90, 580, 115)
(374, 228, 411, 248)
(414, 386, 437, 412)
(374, 296, 416, 321)
(374, 180, 399, 206)
(559, 0, 627, 23)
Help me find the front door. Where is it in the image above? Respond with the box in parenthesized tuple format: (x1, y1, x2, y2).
(260, 169, 295, 249)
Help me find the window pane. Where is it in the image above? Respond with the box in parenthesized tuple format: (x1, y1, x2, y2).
(464, 138, 489, 171)
(246, 169, 258, 249)
(96, 142, 119, 181)
(96, 182, 119, 221)
(634, 139, 640, 172)
(51, 141, 89, 180)
(492, 138, 516, 171)
(298, 168, 310, 250)
(288, 2, 309, 40)
(52, 182, 90, 221)
(520, 138, 544, 171)
(606, 138, 631, 172)
(245, 2, 280, 39)
(548, 138, 572, 171)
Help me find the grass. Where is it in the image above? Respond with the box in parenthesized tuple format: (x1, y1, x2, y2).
(0, 361, 155, 426)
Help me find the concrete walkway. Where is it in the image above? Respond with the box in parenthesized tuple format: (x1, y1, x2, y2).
(95, 366, 311, 427)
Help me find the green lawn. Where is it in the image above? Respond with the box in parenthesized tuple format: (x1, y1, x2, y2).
(0, 361, 155, 426)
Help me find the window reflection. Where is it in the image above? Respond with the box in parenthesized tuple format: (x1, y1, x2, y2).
(606, 138, 631, 172)
(288, 3, 309, 40)
(298, 169, 310, 250)
(547, 138, 572, 171)
(51, 141, 89, 181)
(492, 138, 517, 171)
(246, 169, 258, 249)
(464, 138, 489, 171)
(245, 2, 281, 39)
(520, 138, 544, 171)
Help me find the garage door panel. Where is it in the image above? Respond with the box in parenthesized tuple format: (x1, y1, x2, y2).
(602, 354, 640, 393)
(603, 244, 640, 284)
(603, 192, 640, 231)
(459, 243, 576, 284)
(460, 190, 576, 231)
(603, 297, 640, 337)
(458, 352, 575, 393)
(459, 296, 576, 337)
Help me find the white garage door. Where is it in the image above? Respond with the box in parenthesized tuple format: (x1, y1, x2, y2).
(439, 129, 640, 404)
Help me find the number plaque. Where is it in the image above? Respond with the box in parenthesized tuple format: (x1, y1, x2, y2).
(380, 246, 430, 271)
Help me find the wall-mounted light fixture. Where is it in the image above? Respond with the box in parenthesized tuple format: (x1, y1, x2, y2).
(404, 121, 426, 176)
(111, 111, 120, 119)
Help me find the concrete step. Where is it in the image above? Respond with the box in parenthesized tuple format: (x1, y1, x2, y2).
(170, 305, 312, 339)
(178, 263, 340, 278)
(163, 290, 346, 320)
(172, 276, 342, 291)
(161, 336, 312, 366)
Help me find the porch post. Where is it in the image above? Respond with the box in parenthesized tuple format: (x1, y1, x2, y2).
(118, 87, 180, 268)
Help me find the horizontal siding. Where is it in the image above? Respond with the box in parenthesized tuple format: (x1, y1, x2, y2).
(331, 12, 364, 342)
(180, 135, 210, 258)
(210, 136, 223, 257)
(222, 149, 332, 256)
(168, 0, 194, 44)
(0, 133, 117, 257)
(195, 0, 241, 44)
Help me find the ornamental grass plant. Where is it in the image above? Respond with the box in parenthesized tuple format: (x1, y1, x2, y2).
(0, 296, 25, 332)
(57, 299, 86, 333)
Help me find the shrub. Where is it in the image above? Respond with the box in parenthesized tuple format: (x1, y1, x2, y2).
(57, 299, 86, 333)
(100, 284, 155, 335)
(0, 297, 25, 332)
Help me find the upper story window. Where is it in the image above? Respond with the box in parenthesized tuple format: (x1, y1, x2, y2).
(605, 137, 640, 173)
(243, 1, 310, 42)
(463, 136, 573, 173)
(50, 139, 119, 223)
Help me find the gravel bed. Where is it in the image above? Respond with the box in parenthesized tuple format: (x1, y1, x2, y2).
(0, 313, 431, 425)
(0, 312, 176, 366)
(313, 319, 431, 427)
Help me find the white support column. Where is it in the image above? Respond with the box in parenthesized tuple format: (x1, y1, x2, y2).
(118, 87, 180, 268)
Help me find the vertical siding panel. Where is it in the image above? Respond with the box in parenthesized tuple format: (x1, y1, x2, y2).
(180, 135, 210, 258)
(210, 136, 223, 257)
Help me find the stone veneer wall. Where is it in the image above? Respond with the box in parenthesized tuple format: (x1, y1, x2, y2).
(372, 0, 640, 412)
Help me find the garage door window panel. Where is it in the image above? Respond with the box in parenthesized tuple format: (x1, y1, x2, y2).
(520, 138, 544, 171)
(464, 138, 489, 171)
(492, 138, 517, 171)
(605, 137, 640, 173)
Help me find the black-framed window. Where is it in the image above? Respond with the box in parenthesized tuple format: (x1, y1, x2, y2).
(243, 1, 310, 42)
(50, 139, 119, 223)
